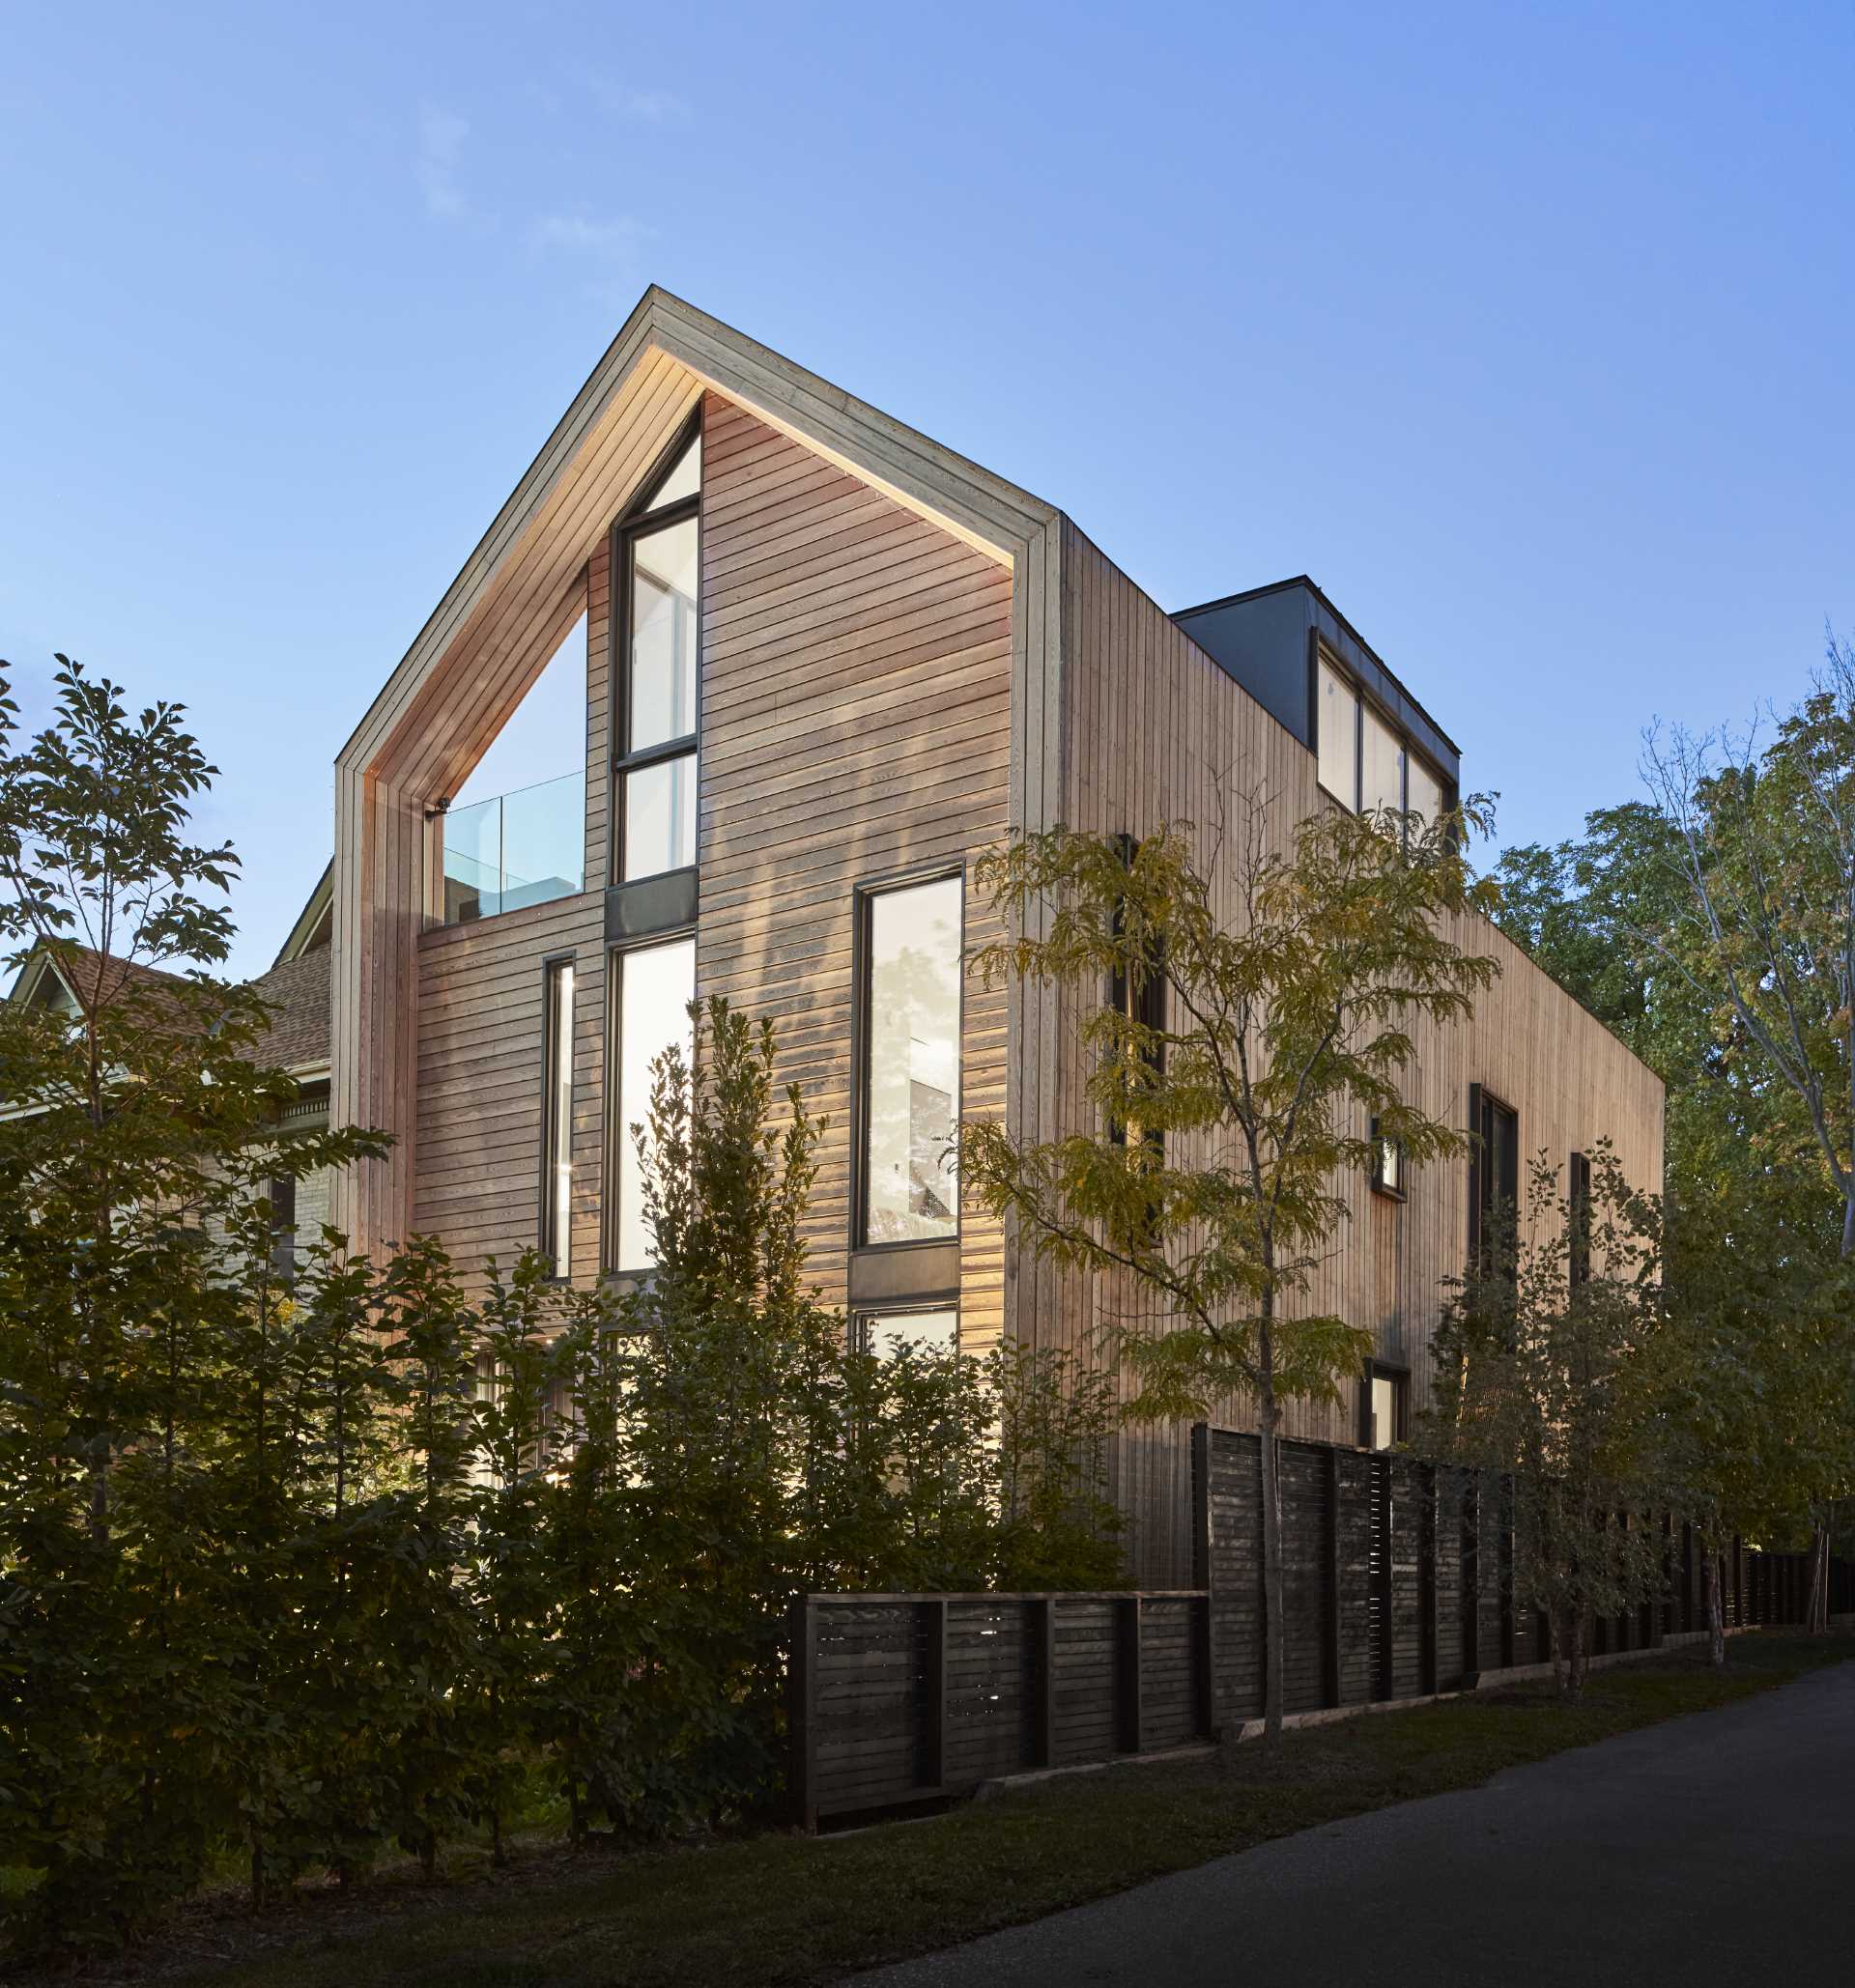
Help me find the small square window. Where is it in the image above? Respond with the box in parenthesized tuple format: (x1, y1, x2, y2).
(1370, 1119, 1405, 1199)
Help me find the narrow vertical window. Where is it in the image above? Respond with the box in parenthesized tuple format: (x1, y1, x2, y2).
(1108, 837, 1165, 1154)
(859, 875, 962, 1245)
(269, 1174, 298, 1282)
(1316, 657, 1359, 808)
(1470, 1085, 1520, 1280)
(1366, 1368, 1407, 1449)
(608, 936, 696, 1272)
(616, 427, 700, 884)
(540, 959, 575, 1276)
(1569, 1148, 1593, 1288)
(1369, 1119, 1404, 1198)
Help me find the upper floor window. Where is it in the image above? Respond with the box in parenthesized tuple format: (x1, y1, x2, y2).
(1109, 836, 1165, 1155)
(858, 874, 962, 1247)
(1369, 1118, 1405, 1198)
(540, 958, 575, 1277)
(616, 426, 700, 885)
(1314, 651, 1449, 846)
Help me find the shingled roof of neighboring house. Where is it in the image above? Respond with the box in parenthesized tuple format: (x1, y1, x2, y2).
(8, 942, 194, 1014)
(244, 946, 330, 1071)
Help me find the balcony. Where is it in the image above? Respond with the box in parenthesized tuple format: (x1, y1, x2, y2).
(441, 770, 585, 924)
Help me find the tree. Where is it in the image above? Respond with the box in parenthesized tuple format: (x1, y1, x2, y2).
(1632, 633, 1855, 1628)
(963, 789, 1499, 1736)
(1427, 1148, 1669, 1699)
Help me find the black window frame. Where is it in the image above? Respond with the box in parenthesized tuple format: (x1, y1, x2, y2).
(850, 1303, 962, 1359)
(1107, 833, 1167, 1157)
(849, 863, 967, 1259)
(1468, 1082, 1520, 1280)
(1369, 1116, 1406, 1200)
(1359, 1357, 1410, 1449)
(537, 951, 577, 1279)
(608, 409, 702, 892)
(1308, 640, 1456, 846)
(601, 926, 698, 1279)
(1568, 1147, 1593, 1289)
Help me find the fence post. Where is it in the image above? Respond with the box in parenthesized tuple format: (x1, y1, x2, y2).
(1463, 1476, 1481, 1682)
(1373, 1457, 1394, 1700)
(920, 1598, 947, 1790)
(1036, 1598, 1058, 1769)
(1115, 1597, 1143, 1752)
(1322, 1445, 1342, 1708)
(1191, 1593, 1213, 1739)
(1499, 1477, 1517, 1669)
(1419, 1462, 1440, 1696)
(789, 1595, 817, 1832)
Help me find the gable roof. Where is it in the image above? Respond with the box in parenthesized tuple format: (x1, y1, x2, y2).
(7, 942, 193, 1013)
(273, 860, 332, 967)
(244, 946, 329, 1072)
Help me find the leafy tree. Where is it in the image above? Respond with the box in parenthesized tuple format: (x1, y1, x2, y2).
(963, 792, 1498, 1735)
(1427, 1147, 1669, 1699)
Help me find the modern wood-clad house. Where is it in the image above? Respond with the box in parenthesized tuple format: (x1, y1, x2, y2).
(323, 287, 1662, 1581)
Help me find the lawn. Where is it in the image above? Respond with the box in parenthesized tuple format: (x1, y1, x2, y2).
(43, 1633, 1854, 1988)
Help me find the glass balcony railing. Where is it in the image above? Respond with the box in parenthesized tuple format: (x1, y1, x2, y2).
(441, 770, 585, 924)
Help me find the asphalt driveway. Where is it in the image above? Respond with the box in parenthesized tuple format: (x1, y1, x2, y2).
(857, 1661, 1855, 1986)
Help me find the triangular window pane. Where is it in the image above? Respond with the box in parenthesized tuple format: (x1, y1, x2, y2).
(642, 432, 699, 512)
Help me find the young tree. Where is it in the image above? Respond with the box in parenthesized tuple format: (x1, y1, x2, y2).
(963, 790, 1499, 1736)
(1637, 632, 1855, 1627)
(1428, 1148, 1669, 1699)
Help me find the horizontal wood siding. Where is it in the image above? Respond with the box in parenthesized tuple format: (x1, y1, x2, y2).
(698, 393, 1014, 1335)
(1053, 519, 1666, 1582)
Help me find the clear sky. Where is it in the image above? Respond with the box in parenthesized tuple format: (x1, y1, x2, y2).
(3, 1, 1850, 979)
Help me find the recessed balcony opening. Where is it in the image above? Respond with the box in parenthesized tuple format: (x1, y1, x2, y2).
(439, 612, 587, 925)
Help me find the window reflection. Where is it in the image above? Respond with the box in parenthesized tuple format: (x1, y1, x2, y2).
(856, 1308, 959, 1359)
(623, 752, 697, 879)
(628, 516, 698, 752)
(613, 937, 696, 1271)
(1361, 704, 1406, 819)
(861, 876, 961, 1245)
(1317, 658, 1358, 808)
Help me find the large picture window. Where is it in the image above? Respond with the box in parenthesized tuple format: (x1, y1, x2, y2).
(859, 874, 962, 1246)
(615, 426, 699, 885)
(608, 936, 696, 1273)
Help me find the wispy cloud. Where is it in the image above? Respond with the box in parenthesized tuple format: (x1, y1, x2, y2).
(588, 81, 691, 126)
(415, 101, 470, 220)
(532, 213, 649, 259)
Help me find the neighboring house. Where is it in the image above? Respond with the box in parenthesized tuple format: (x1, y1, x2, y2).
(5, 887, 335, 1273)
(194, 291, 1663, 1579)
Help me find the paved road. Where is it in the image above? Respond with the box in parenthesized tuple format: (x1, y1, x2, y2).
(858, 1661, 1855, 1986)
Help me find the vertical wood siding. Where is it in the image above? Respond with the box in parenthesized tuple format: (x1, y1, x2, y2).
(1051, 519, 1665, 1582)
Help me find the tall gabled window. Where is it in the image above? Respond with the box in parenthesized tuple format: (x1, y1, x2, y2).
(540, 958, 575, 1276)
(1469, 1084, 1520, 1280)
(1568, 1148, 1593, 1288)
(858, 874, 962, 1247)
(614, 423, 700, 885)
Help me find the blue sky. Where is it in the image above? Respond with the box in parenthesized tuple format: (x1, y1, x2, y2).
(3, 0, 1850, 978)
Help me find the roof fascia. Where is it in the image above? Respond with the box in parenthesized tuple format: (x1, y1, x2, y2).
(336, 287, 1055, 782)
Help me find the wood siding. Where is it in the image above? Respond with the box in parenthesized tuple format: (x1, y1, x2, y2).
(698, 393, 1015, 1336)
(1049, 519, 1665, 1582)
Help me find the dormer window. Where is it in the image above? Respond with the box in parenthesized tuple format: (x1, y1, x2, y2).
(1315, 651, 1449, 845)
(615, 425, 700, 883)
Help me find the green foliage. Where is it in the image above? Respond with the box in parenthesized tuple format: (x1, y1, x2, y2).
(0, 662, 1121, 1952)
(1426, 1147, 1670, 1697)
(962, 790, 1498, 1731)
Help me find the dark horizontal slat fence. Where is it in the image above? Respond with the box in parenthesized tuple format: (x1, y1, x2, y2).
(789, 1589, 1213, 1829)
(1194, 1423, 1848, 1728)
